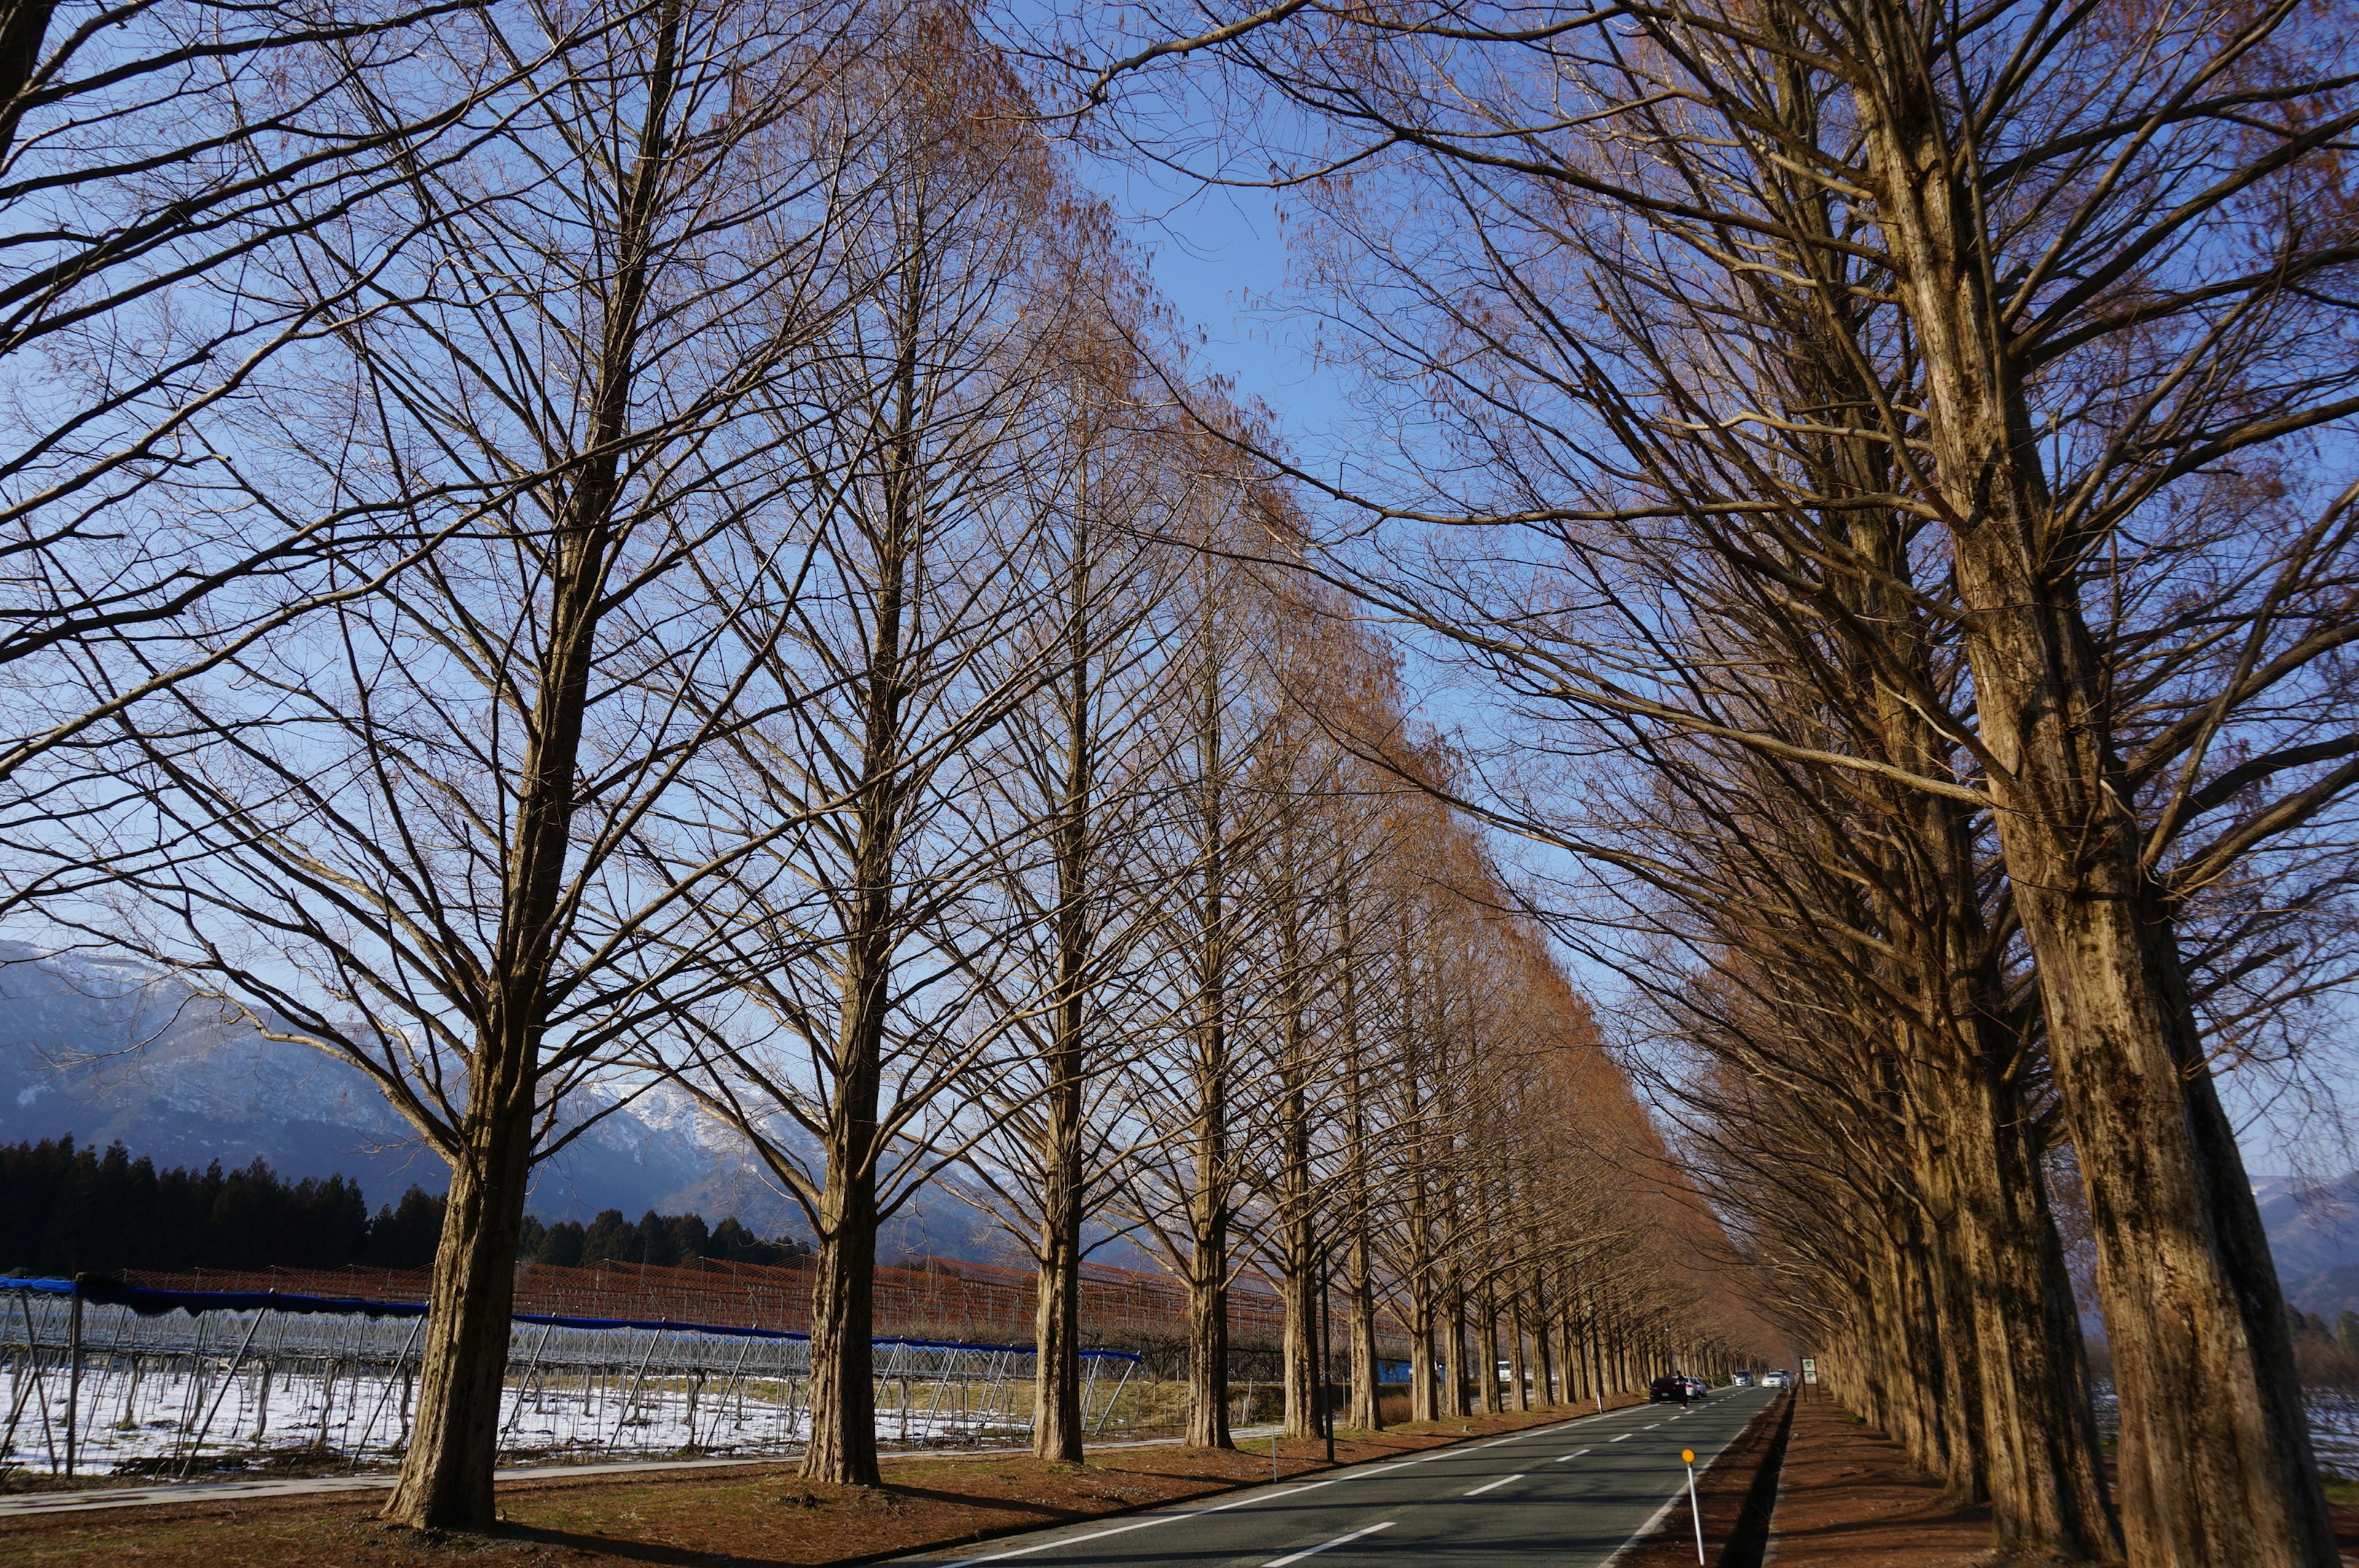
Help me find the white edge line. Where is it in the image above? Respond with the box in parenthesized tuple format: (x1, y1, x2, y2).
(1462, 1473, 1524, 1496)
(1264, 1519, 1396, 1567)
(936, 1480, 1334, 1567)
(931, 1411, 1624, 1566)
(1600, 1486, 1688, 1568)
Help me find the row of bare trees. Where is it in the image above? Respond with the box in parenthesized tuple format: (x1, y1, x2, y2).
(1055, 0, 2359, 1561)
(0, 0, 1748, 1533)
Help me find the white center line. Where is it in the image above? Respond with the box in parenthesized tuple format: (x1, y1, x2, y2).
(1610, 1433, 1633, 1442)
(1645, 1423, 1662, 1430)
(1264, 1521, 1396, 1566)
(1554, 1449, 1592, 1462)
(1462, 1473, 1525, 1496)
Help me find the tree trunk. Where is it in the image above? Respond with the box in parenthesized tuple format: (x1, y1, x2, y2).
(381, 1102, 534, 1528)
(1409, 1281, 1437, 1423)
(1348, 1233, 1380, 1430)
(1508, 1290, 1530, 1413)
(1031, 1156, 1086, 1462)
(1281, 1232, 1318, 1437)
(1858, 36, 2333, 1564)
(1530, 1276, 1555, 1409)
(1939, 1047, 2117, 1556)
(1186, 1265, 1231, 1449)
(1442, 1287, 1470, 1418)
(803, 1186, 880, 1485)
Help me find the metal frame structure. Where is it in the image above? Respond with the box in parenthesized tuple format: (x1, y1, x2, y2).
(0, 1284, 1145, 1480)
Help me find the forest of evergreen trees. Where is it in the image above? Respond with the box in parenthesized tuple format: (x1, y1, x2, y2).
(0, 1135, 805, 1278)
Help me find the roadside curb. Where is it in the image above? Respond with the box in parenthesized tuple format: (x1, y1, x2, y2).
(1607, 1389, 1790, 1568)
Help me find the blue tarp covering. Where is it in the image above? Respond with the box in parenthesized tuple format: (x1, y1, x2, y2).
(0, 1275, 1142, 1362)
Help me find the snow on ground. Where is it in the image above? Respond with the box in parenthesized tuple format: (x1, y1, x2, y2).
(2, 1361, 1086, 1477)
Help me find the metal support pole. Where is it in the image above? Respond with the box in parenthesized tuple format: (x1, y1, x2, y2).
(1683, 1448, 1704, 1564)
(63, 1291, 82, 1477)
(179, 1308, 267, 1477)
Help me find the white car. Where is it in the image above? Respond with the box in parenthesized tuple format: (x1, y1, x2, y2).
(1764, 1370, 1791, 1387)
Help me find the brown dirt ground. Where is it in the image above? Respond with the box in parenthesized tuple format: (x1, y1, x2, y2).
(0, 1402, 1640, 1567)
(1764, 1394, 2359, 1567)
(1614, 1389, 1786, 1568)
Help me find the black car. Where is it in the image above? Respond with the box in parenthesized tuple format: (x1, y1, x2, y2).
(1649, 1375, 1709, 1403)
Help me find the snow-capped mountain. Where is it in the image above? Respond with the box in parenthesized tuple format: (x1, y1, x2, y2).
(0, 942, 999, 1258)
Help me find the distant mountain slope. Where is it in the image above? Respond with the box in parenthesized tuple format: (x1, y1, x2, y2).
(0, 942, 1000, 1262)
(2247, 1172, 2359, 1317)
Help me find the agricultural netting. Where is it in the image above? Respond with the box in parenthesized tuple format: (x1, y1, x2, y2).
(0, 1279, 1146, 1480)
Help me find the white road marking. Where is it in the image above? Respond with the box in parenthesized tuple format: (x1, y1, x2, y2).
(1600, 1486, 1689, 1567)
(1462, 1473, 1524, 1496)
(1610, 1433, 1633, 1442)
(1264, 1521, 1396, 1566)
(1554, 1448, 1591, 1462)
(937, 1481, 1334, 1567)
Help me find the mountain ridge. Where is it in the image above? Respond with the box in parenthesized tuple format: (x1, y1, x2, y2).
(0, 942, 1001, 1263)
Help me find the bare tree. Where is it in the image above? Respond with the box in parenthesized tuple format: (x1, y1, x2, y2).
(0, 0, 596, 827)
(947, 341, 1201, 1462)
(39, 0, 865, 1524)
(646, 14, 1127, 1484)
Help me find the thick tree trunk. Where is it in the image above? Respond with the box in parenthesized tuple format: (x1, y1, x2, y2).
(1186, 1265, 1232, 1449)
(1409, 1283, 1436, 1423)
(1939, 1050, 2117, 1556)
(381, 1102, 534, 1529)
(1031, 1163, 1086, 1462)
(1508, 1292, 1530, 1413)
(1281, 1233, 1318, 1437)
(1347, 1233, 1380, 1429)
(803, 1188, 880, 1485)
(1858, 37, 2332, 1564)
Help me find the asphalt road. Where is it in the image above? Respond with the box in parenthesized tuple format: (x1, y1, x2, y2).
(896, 1386, 1778, 1568)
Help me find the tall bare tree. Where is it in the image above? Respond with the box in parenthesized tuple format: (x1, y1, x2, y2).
(646, 13, 1126, 1484)
(42, 0, 864, 1524)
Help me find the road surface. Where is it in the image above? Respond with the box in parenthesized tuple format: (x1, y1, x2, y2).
(894, 1386, 1778, 1568)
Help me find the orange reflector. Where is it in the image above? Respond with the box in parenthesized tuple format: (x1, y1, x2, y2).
(1681, 1449, 1695, 1463)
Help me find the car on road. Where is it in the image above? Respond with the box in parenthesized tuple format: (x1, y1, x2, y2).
(1763, 1370, 1791, 1387)
(1648, 1375, 1710, 1403)
(1731, 1370, 1753, 1387)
